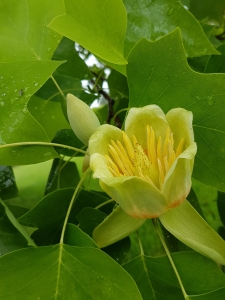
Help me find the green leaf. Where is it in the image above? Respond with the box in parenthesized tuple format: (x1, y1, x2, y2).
(0, 60, 63, 165)
(205, 43, 225, 73)
(64, 223, 98, 248)
(0, 199, 36, 247)
(0, 202, 27, 256)
(51, 129, 85, 156)
(103, 237, 131, 265)
(0, 0, 63, 61)
(77, 207, 107, 236)
(13, 161, 52, 209)
(0, 244, 142, 299)
(18, 188, 75, 229)
(28, 95, 70, 141)
(45, 159, 80, 194)
(159, 200, 225, 265)
(123, 0, 218, 58)
(189, 0, 225, 26)
(93, 206, 146, 248)
(0, 166, 18, 200)
(127, 28, 225, 191)
(217, 191, 225, 228)
(48, 0, 127, 65)
(123, 251, 225, 300)
(108, 70, 129, 99)
(0, 0, 67, 165)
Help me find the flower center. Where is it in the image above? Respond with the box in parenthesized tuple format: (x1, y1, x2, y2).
(105, 125, 184, 189)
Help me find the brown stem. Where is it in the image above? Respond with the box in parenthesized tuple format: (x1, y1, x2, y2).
(90, 74, 122, 128)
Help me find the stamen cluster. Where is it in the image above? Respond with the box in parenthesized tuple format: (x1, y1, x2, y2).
(105, 126, 184, 189)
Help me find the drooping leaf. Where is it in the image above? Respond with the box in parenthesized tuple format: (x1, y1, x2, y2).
(123, 251, 225, 300)
(127, 28, 225, 191)
(123, 0, 218, 58)
(0, 201, 27, 256)
(0, 244, 142, 299)
(49, 0, 127, 65)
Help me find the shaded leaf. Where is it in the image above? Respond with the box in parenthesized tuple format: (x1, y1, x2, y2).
(45, 159, 80, 194)
(205, 43, 225, 73)
(0, 166, 18, 200)
(217, 191, 225, 228)
(51, 129, 85, 156)
(189, 0, 225, 26)
(77, 207, 107, 236)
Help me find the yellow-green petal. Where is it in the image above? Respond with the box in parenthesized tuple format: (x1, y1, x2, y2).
(67, 94, 100, 145)
(159, 200, 225, 265)
(100, 177, 168, 218)
(125, 105, 169, 148)
(89, 124, 122, 156)
(93, 205, 146, 248)
(162, 143, 197, 208)
(166, 108, 194, 149)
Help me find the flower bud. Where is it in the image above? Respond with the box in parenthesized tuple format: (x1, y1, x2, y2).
(67, 94, 100, 145)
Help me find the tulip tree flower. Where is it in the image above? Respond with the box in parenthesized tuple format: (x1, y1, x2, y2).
(89, 105, 197, 218)
(67, 94, 225, 265)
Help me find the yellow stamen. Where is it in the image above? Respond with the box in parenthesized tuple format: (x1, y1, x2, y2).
(176, 138, 185, 157)
(108, 145, 130, 176)
(110, 140, 133, 176)
(107, 125, 185, 190)
(122, 131, 134, 160)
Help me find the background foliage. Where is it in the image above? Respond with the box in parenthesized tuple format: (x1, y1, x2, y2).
(1, 0, 225, 299)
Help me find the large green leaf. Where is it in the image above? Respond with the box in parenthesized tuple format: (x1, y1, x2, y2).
(123, 251, 225, 300)
(127, 28, 225, 191)
(123, 0, 218, 58)
(48, 0, 127, 65)
(0, 0, 66, 165)
(0, 244, 142, 299)
(0, 0, 63, 61)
